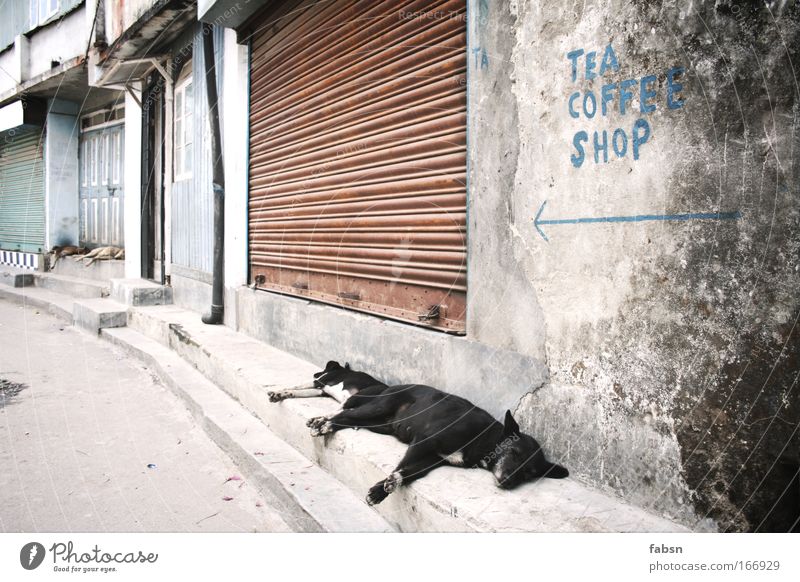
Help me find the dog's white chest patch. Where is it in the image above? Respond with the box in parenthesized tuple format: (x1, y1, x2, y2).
(323, 382, 349, 404)
(441, 451, 465, 466)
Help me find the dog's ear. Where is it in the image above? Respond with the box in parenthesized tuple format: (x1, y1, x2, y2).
(345, 362, 351, 370)
(324, 360, 340, 370)
(503, 410, 520, 436)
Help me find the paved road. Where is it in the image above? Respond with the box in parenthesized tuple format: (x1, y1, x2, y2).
(0, 299, 292, 532)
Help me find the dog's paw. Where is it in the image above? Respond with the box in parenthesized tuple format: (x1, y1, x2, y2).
(268, 391, 290, 402)
(383, 471, 402, 493)
(306, 415, 327, 429)
(309, 420, 333, 437)
(366, 482, 390, 506)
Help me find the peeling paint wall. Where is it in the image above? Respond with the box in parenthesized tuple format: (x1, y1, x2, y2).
(469, 0, 799, 531)
(44, 99, 80, 250)
(105, 0, 164, 46)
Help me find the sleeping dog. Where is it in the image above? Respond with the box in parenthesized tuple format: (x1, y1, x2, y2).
(267, 360, 384, 404)
(304, 369, 569, 505)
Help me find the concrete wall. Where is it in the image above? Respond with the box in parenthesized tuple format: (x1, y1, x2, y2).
(26, 7, 87, 78)
(0, 6, 86, 97)
(44, 99, 80, 249)
(171, 270, 212, 314)
(124, 87, 142, 278)
(0, 49, 17, 97)
(105, 0, 162, 47)
(221, 28, 249, 330)
(235, 287, 548, 423)
(468, 0, 799, 532)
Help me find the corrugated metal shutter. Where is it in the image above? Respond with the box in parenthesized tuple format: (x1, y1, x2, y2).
(248, 0, 467, 333)
(0, 128, 45, 253)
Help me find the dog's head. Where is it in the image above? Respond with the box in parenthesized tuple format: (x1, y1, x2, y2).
(492, 411, 569, 489)
(312, 360, 352, 388)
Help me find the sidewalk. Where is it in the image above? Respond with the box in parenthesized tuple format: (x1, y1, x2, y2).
(0, 300, 291, 532)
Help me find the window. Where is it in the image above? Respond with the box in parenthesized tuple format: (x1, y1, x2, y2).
(174, 74, 193, 181)
(30, 0, 59, 29)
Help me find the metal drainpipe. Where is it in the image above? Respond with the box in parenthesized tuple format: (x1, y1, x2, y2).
(202, 23, 225, 325)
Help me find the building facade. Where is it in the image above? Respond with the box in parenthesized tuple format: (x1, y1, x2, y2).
(0, 0, 797, 532)
(0, 0, 123, 267)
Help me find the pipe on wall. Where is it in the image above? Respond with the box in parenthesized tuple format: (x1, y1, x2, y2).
(201, 22, 225, 325)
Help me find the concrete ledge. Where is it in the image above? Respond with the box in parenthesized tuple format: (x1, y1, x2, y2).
(0, 285, 74, 322)
(111, 278, 173, 306)
(34, 272, 109, 298)
(73, 298, 127, 334)
(0, 266, 34, 288)
(236, 287, 549, 421)
(126, 304, 688, 532)
(49, 258, 125, 282)
(101, 326, 394, 533)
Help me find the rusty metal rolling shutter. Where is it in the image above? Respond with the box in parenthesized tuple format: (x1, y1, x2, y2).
(248, 0, 467, 333)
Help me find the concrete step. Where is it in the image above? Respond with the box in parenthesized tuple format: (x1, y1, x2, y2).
(0, 285, 74, 322)
(126, 304, 688, 532)
(48, 256, 125, 282)
(73, 298, 127, 334)
(111, 278, 173, 306)
(33, 272, 109, 298)
(101, 325, 393, 533)
(0, 265, 34, 288)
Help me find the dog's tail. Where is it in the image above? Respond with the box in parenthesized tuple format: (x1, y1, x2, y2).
(542, 462, 569, 479)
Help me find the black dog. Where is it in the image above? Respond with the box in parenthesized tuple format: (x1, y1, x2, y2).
(306, 381, 569, 505)
(268, 361, 385, 403)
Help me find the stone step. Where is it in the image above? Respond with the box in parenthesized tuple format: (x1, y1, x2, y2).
(33, 272, 109, 298)
(72, 298, 128, 334)
(126, 304, 688, 533)
(48, 256, 125, 282)
(101, 326, 394, 533)
(0, 285, 74, 322)
(0, 265, 34, 288)
(111, 278, 173, 306)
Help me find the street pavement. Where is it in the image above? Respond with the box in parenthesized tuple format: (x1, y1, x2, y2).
(0, 299, 293, 532)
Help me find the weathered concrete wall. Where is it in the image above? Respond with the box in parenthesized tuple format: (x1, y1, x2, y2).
(44, 99, 80, 249)
(105, 0, 162, 47)
(171, 270, 212, 315)
(469, 0, 799, 531)
(26, 7, 87, 78)
(235, 287, 549, 422)
(123, 87, 142, 279)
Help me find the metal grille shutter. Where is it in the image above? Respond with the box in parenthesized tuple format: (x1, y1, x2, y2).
(0, 128, 45, 253)
(248, 0, 467, 333)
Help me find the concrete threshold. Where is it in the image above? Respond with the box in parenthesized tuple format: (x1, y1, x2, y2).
(124, 304, 688, 533)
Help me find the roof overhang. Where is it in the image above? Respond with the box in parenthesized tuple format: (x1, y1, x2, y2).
(0, 57, 121, 111)
(198, 0, 270, 30)
(100, 0, 196, 64)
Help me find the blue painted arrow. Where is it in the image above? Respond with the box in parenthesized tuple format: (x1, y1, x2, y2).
(533, 200, 742, 241)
